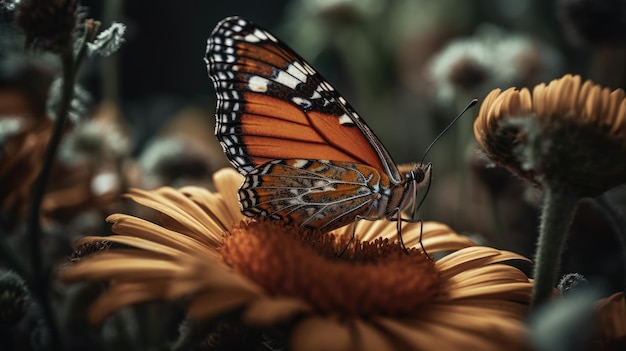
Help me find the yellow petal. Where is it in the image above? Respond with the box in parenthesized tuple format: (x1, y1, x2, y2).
(88, 281, 169, 323)
(213, 168, 245, 224)
(242, 297, 312, 327)
(290, 316, 352, 351)
(352, 318, 397, 351)
(186, 286, 260, 321)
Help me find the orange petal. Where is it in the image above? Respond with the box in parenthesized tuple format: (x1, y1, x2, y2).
(241, 297, 312, 326)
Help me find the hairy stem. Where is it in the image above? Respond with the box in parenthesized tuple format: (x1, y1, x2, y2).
(532, 187, 580, 308)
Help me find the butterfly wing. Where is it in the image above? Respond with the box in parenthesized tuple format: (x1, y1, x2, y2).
(239, 159, 389, 232)
(205, 16, 402, 183)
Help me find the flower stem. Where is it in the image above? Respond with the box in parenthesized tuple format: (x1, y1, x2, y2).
(593, 194, 626, 292)
(25, 21, 98, 349)
(26, 46, 74, 351)
(532, 187, 580, 308)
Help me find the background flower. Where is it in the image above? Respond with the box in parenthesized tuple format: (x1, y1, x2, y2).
(474, 74, 626, 196)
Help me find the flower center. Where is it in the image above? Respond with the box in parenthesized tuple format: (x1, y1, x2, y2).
(220, 220, 440, 316)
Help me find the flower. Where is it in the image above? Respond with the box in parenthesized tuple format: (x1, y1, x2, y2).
(137, 136, 216, 189)
(59, 168, 534, 350)
(428, 26, 562, 106)
(0, 104, 128, 227)
(529, 288, 626, 350)
(13, 0, 79, 53)
(0, 269, 31, 326)
(474, 73, 626, 196)
(0, 116, 52, 225)
(594, 292, 626, 349)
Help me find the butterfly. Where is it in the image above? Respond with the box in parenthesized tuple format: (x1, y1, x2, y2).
(205, 16, 432, 238)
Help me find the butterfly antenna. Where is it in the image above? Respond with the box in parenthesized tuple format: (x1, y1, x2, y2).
(418, 98, 478, 166)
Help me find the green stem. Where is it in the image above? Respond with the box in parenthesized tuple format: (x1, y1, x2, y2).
(593, 194, 626, 292)
(531, 187, 580, 308)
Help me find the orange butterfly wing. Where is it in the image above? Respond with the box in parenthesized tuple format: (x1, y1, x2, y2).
(205, 16, 401, 183)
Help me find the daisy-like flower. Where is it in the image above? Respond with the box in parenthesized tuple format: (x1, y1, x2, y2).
(594, 292, 626, 349)
(13, 0, 78, 53)
(474, 74, 626, 307)
(474, 74, 626, 195)
(59, 168, 534, 350)
(428, 26, 562, 106)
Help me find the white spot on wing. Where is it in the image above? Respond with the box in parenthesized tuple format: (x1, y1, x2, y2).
(244, 34, 260, 42)
(338, 114, 354, 125)
(292, 159, 308, 168)
(248, 76, 270, 92)
(292, 97, 312, 109)
(288, 62, 308, 82)
(254, 29, 268, 40)
(275, 71, 300, 90)
(275, 62, 308, 89)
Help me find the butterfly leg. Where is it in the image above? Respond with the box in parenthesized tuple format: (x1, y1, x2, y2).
(336, 214, 383, 257)
(386, 212, 433, 260)
(338, 213, 410, 257)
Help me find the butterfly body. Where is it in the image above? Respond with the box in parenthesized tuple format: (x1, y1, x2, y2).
(206, 17, 431, 233)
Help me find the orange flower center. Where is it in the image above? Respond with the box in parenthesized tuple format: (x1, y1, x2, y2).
(220, 220, 440, 316)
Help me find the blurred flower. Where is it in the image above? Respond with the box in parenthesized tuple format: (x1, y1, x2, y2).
(1, 101, 129, 227)
(474, 74, 626, 196)
(529, 287, 597, 351)
(428, 26, 563, 105)
(0, 0, 21, 11)
(58, 112, 130, 166)
(41, 160, 121, 224)
(305, 0, 384, 24)
(530, 289, 626, 351)
(60, 168, 534, 350)
(47, 78, 90, 124)
(0, 116, 52, 224)
(593, 292, 626, 350)
(138, 136, 216, 189)
(557, 273, 589, 296)
(558, 0, 626, 47)
(13, 0, 78, 53)
(43, 104, 130, 224)
(0, 268, 31, 326)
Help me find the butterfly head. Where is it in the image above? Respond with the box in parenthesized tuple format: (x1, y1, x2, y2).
(396, 162, 433, 214)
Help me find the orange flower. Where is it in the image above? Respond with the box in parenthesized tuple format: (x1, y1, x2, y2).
(474, 74, 626, 196)
(59, 168, 534, 350)
(594, 292, 626, 349)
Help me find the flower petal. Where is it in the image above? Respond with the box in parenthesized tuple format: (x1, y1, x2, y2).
(242, 297, 312, 326)
(437, 246, 530, 279)
(187, 285, 261, 321)
(290, 316, 352, 351)
(352, 318, 397, 351)
(213, 168, 245, 224)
